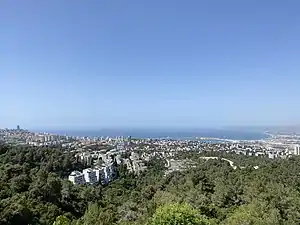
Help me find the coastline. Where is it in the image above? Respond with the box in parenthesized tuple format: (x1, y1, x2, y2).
(34, 128, 268, 142)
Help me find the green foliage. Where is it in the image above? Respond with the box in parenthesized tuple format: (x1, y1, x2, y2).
(3, 143, 300, 225)
(150, 203, 214, 225)
(224, 200, 281, 225)
(76, 203, 117, 225)
(0, 145, 96, 225)
(53, 215, 71, 225)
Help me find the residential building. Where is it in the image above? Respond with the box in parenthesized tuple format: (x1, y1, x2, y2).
(94, 167, 106, 184)
(77, 152, 93, 166)
(83, 168, 98, 184)
(102, 163, 117, 183)
(294, 145, 300, 155)
(68, 171, 85, 185)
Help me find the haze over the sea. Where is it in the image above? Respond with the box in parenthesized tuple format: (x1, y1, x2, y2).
(34, 128, 269, 141)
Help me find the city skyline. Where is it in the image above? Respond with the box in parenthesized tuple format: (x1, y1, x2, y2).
(1, 1, 300, 129)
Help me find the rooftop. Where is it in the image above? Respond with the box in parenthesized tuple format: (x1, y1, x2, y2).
(70, 171, 82, 176)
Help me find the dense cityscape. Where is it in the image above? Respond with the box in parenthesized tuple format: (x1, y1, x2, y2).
(1, 126, 300, 186)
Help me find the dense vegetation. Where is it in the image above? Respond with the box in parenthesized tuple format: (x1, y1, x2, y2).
(1, 144, 300, 224)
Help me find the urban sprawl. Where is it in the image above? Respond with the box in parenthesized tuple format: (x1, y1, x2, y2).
(1, 126, 300, 186)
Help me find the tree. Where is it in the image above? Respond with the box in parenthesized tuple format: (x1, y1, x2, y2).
(224, 201, 281, 225)
(77, 203, 117, 225)
(53, 215, 71, 225)
(4, 143, 300, 224)
(9, 174, 31, 193)
(150, 203, 214, 225)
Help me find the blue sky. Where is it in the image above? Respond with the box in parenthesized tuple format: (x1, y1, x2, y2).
(1, 0, 300, 130)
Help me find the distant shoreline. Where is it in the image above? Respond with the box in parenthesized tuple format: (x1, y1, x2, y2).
(32, 129, 268, 141)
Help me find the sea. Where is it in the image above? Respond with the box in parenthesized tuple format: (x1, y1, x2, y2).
(37, 128, 269, 141)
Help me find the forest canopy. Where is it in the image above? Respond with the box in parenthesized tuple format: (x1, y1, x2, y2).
(1, 143, 300, 225)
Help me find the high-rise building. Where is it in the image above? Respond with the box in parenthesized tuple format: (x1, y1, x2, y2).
(44, 135, 50, 142)
(83, 168, 98, 184)
(294, 145, 300, 155)
(17, 125, 20, 130)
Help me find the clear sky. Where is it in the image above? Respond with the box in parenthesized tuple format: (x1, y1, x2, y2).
(1, 0, 300, 130)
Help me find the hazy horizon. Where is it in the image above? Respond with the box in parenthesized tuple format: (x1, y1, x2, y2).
(20, 124, 300, 132)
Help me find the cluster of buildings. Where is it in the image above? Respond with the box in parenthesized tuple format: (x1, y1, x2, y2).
(68, 164, 116, 185)
(126, 138, 298, 160)
(3, 127, 300, 186)
(0, 128, 72, 146)
(68, 149, 118, 185)
(68, 147, 147, 185)
(0, 128, 131, 149)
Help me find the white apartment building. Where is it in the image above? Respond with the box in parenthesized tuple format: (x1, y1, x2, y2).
(98, 163, 117, 184)
(101, 166, 110, 184)
(68, 163, 117, 186)
(107, 163, 117, 181)
(68, 171, 85, 185)
(294, 145, 300, 155)
(44, 135, 50, 142)
(77, 153, 93, 166)
(94, 167, 107, 184)
(83, 168, 98, 184)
